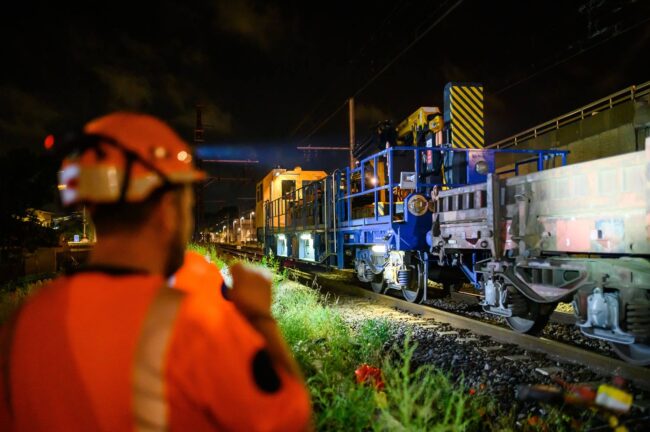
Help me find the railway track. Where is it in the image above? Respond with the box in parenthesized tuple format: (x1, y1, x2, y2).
(213, 243, 650, 392)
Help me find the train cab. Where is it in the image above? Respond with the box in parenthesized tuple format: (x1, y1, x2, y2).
(255, 166, 327, 242)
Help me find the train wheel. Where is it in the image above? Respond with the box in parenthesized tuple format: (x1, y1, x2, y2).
(402, 261, 425, 303)
(370, 276, 387, 294)
(505, 297, 554, 336)
(611, 343, 650, 366)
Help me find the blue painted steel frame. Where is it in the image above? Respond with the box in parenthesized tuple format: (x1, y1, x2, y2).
(267, 145, 569, 271)
(333, 145, 568, 266)
(459, 252, 479, 288)
(338, 146, 568, 198)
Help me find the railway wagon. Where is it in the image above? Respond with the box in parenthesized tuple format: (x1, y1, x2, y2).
(262, 80, 567, 303)
(260, 80, 650, 365)
(430, 137, 650, 365)
(255, 166, 327, 242)
(262, 144, 565, 297)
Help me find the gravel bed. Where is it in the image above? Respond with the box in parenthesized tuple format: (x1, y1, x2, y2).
(326, 292, 650, 430)
(420, 295, 616, 357)
(310, 268, 626, 360)
(301, 271, 650, 429)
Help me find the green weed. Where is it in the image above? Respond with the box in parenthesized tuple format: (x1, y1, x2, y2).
(375, 334, 492, 431)
(0, 279, 47, 325)
(269, 279, 503, 431)
(186, 243, 227, 268)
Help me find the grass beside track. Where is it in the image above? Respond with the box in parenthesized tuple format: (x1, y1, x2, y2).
(273, 279, 500, 431)
(0, 245, 592, 431)
(192, 245, 500, 430)
(194, 245, 593, 431)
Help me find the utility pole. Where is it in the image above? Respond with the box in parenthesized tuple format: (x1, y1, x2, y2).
(348, 97, 355, 168)
(295, 96, 357, 163)
(82, 206, 87, 240)
(194, 104, 205, 241)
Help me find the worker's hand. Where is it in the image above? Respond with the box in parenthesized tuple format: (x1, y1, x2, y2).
(229, 262, 274, 320)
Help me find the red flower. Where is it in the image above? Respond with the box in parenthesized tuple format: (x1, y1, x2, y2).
(355, 364, 385, 390)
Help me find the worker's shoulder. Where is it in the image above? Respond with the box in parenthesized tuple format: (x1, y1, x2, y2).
(19, 272, 161, 314)
(0, 278, 62, 332)
(16, 276, 69, 309)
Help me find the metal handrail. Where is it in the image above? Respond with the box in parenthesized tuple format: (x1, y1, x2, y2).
(265, 146, 569, 231)
(488, 80, 650, 149)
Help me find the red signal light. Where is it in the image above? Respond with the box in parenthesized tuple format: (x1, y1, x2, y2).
(44, 134, 55, 150)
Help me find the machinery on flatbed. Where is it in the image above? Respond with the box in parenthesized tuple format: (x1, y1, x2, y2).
(259, 82, 650, 365)
(432, 146, 650, 364)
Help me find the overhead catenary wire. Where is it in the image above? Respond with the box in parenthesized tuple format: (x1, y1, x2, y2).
(350, 0, 463, 101)
(297, 0, 464, 146)
(493, 14, 650, 96)
(288, 0, 407, 138)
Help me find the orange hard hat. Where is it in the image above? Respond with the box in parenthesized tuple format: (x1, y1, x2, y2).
(57, 112, 205, 206)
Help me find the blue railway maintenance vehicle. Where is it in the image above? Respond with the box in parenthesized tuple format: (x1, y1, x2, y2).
(262, 82, 650, 365)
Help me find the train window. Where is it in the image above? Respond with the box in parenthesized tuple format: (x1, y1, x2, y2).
(282, 180, 296, 198)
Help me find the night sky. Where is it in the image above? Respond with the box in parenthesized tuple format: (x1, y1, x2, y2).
(2, 0, 649, 214)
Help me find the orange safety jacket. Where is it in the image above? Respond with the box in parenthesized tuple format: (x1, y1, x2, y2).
(0, 253, 311, 431)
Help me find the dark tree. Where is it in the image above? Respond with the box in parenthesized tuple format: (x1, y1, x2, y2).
(0, 149, 59, 251)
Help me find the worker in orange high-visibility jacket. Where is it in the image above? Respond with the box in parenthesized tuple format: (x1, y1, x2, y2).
(0, 112, 312, 431)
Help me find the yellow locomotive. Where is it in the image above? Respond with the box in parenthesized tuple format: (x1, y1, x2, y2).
(255, 166, 327, 242)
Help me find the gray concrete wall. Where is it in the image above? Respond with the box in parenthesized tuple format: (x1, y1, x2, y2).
(495, 96, 650, 175)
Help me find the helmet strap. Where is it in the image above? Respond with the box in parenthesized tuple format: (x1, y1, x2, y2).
(118, 153, 136, 204)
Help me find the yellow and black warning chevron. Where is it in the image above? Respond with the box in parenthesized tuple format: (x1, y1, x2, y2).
(448, 84, 484, 149)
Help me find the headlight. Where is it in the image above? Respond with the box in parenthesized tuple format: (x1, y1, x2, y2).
(407, 195, 428, 216)
(475, 160, 489, 175)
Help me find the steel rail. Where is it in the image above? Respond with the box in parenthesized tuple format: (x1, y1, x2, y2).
(213, 244, 650, 391)
(313, 275, 650, 391)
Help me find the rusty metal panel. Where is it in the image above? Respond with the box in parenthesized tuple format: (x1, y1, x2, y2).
(502, 150, 648, 255)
